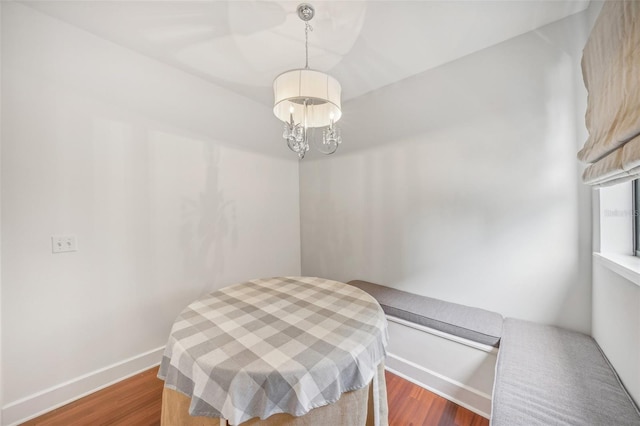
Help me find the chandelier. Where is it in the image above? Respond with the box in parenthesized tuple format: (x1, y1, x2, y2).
(273, 3, 342, 160)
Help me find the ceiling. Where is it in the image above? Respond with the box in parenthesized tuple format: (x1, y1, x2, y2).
(24, 1, 590, 107)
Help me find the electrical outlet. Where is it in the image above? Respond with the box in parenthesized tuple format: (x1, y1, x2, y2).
(51, 235, 77, 254)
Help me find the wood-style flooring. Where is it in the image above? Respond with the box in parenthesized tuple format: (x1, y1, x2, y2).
(21, 367, 489, 426)
(385, 372, 489, 426)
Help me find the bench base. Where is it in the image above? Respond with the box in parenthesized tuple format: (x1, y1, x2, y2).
(385, 315, 496, 418)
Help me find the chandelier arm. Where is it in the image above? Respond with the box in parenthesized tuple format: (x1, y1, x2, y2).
(303, 98, 308, 144)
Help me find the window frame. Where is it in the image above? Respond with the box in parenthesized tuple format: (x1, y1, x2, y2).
(634, 179, 640, 256)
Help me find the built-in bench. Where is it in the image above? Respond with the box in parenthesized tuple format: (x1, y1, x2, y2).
(348, 280, 503, 347)
(349, 280, 640, 425)
(348, 280, 502, 417)
(492, 318, 640, 426)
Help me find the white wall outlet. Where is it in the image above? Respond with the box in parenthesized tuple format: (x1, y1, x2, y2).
(51, 235, 78, 254)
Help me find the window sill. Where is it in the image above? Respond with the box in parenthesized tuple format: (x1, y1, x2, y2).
(593, 252, 640, 288)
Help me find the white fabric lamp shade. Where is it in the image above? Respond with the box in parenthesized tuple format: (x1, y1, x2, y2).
(273, 69, 342, 128)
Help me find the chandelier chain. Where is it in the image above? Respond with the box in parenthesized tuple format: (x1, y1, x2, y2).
(304, 22, 313, 69)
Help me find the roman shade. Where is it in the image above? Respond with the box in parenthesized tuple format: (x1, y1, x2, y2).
(578, 0, 640, 186)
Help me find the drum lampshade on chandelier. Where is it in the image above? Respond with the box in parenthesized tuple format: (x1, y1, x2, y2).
(273, 3, 343, 160)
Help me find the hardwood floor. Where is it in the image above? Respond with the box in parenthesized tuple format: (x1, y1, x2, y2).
(385, 372, 489, 426)
(21, 367, 489, 426)
(21, 368, 164, 426)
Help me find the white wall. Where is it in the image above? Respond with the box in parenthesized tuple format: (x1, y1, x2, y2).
(1, 3, 300, 424)
(0, 2, 3, 423)
(300, 11, 593, 333)
(592, 178, 640, 406)
(592, 263, 640, 405)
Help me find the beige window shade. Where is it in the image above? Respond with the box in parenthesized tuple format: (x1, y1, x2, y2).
(579, 0, 640, 187)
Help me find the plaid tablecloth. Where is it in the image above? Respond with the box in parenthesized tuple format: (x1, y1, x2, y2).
(158, 277, 388, 425)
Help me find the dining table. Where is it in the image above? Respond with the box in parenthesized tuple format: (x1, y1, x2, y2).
(157, 276, 389, 426)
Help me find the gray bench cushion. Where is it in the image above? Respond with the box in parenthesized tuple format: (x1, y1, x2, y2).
(492, 318, 640, 426)
(347, 280, 502, 347)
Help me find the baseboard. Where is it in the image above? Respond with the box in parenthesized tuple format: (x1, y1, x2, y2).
(385, 353, 492, 418)
(1, 346, 165, 426)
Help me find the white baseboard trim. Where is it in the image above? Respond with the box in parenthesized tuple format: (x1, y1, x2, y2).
(1, 346, 165, 426)
(385, 353, 492, 419)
